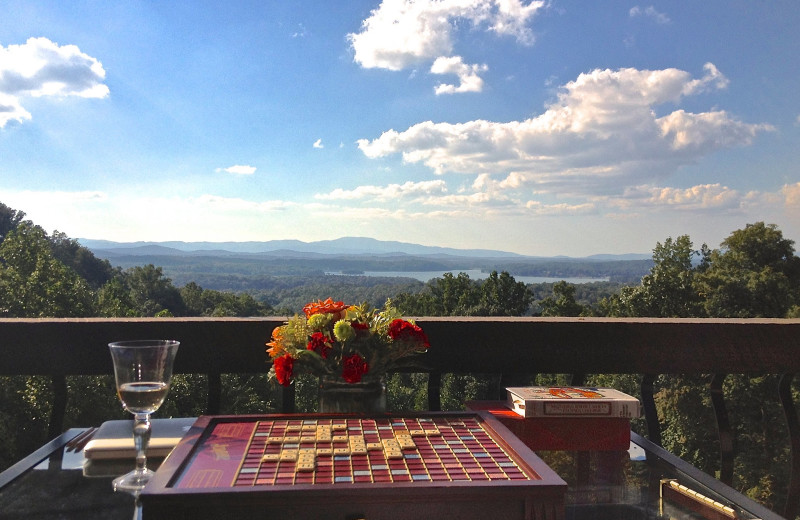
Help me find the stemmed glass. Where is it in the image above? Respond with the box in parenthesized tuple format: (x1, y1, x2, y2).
(108, 339, 180, 493)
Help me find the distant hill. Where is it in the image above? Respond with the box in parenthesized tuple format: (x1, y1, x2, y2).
(79, 237, 650, 261)
(79, 237, 653, 287)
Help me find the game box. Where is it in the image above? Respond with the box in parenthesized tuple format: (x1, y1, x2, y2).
(466, 401, 632, 451)
(506, 387, 641, 419)
(139, 412, 566, 520)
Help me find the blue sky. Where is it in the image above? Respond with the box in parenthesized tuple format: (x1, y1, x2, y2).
(0, 0, 798, 256)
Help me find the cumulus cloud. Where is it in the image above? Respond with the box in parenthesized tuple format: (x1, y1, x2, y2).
(357, 64, 773, 196)
(0, 37, 109, 127)
(431, 56, 488, 95)
(629, 5, 671, 24)
(617, 184, 744, 211)
(348, 0, 543, 93)
(217, 165, 256, 175)
(313, 139, 324, 149)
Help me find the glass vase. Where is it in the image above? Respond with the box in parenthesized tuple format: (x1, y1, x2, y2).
(318, 377, 387, 413)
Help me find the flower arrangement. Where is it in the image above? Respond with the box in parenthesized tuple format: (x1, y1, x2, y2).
(267, 298, 430, 386)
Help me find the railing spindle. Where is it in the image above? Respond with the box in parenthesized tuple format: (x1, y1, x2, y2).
(710, 373, 734, 485)
(427, 371, 441, 411)
(640, 374, 661, 446)
(570, 373, 586, 386)
(207, 373, 221, 415)
(281, 384, 296, 414)
(48, 374, 68, 439)
(779, 373, 800, 519)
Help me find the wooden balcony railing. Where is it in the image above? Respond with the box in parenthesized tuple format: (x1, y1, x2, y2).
(2, 317, 800, 515)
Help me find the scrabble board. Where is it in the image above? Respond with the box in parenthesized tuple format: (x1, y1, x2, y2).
(140, 413, 566, 520)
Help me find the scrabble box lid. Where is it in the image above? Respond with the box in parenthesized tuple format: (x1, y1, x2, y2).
(506, 387, 641, 419)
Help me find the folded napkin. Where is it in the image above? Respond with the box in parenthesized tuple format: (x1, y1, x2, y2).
(83, 417, 196, 460)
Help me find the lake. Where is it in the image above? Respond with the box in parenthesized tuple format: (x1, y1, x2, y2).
(325, 269, 609, 284)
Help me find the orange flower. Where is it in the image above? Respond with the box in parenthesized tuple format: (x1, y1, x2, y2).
(302, 297, 348, 318)
(266, 326, 286, 358)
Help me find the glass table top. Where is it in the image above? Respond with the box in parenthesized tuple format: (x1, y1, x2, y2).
(0, 421, 782, 520)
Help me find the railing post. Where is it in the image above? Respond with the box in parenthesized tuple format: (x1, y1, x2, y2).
(428, 371, 441, 411)
(779, 373, 800, 519)
(570, 373, 586, 386)
(281, 384, 296, 414)
(207, 373, 221, 415)
(641, 374, 661, 446)
(48, 374, 68, 439)
(710, 373, 734, 486)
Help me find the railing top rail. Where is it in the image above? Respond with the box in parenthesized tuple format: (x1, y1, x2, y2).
(2, 316, 797, 323)
(1, 317, 799, 376)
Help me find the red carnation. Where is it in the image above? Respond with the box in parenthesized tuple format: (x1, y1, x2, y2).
(388, 319, 430, 348)
(307, 332, 333, 358)
(342, 353, 369, 383)
(273, 354, 294, 387)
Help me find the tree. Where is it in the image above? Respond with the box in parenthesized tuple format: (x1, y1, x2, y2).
(180, 282, 272, 317)
(125, 264, 187, 317)
(539, 281, 587, 317)
(97, 276, 139, 317)
(474, 271, 533, 316)
(49, 231, 115, 290)
(697, 222, 800, 318)
(599, 235, 703, 318)
(427, 272, 480, 316)
(0, 202, 25, 243)
(0, 222, 95, 317)
(394, 272, 478, 316)
(395, 271, 532, 317)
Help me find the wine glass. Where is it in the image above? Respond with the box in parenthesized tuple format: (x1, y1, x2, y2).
(108, 339, 180, 493)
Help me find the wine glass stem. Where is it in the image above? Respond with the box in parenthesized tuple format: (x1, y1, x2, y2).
(133, 414, 152, 474)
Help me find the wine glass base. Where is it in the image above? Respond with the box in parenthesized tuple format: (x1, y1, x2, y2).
(112, 468, 155, 495)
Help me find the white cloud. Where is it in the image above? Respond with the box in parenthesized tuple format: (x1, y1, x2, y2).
(217, 165, 256, 175)
(313, 139, 324, 149)
(617, 184, 743, 211)
(292, 24, 308, 38)
(0, 92, 31, 126)
(782, 182, 800, 212)
(357, 64, 773, 196)
(431, 56, 488, 95)
(0, 37, 109, 127)
(191, 194, 292, 212)
(629, 5, 671, 24)
(525, 200, 596, 215)
(348, 0, 543, 93)
(316, 180, 447, 201)
(487, 0, 544, 43)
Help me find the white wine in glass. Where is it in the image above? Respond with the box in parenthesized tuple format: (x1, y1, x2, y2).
(108, 339, 180, 494)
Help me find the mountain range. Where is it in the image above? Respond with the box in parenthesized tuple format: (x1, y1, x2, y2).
(78, 237, 650, 261)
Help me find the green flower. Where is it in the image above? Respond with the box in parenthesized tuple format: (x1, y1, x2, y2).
(333, 319, 355, 343)
(307, 313, 330, 331)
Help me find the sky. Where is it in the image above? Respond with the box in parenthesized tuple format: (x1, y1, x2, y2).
(0, 0, 798, 257)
